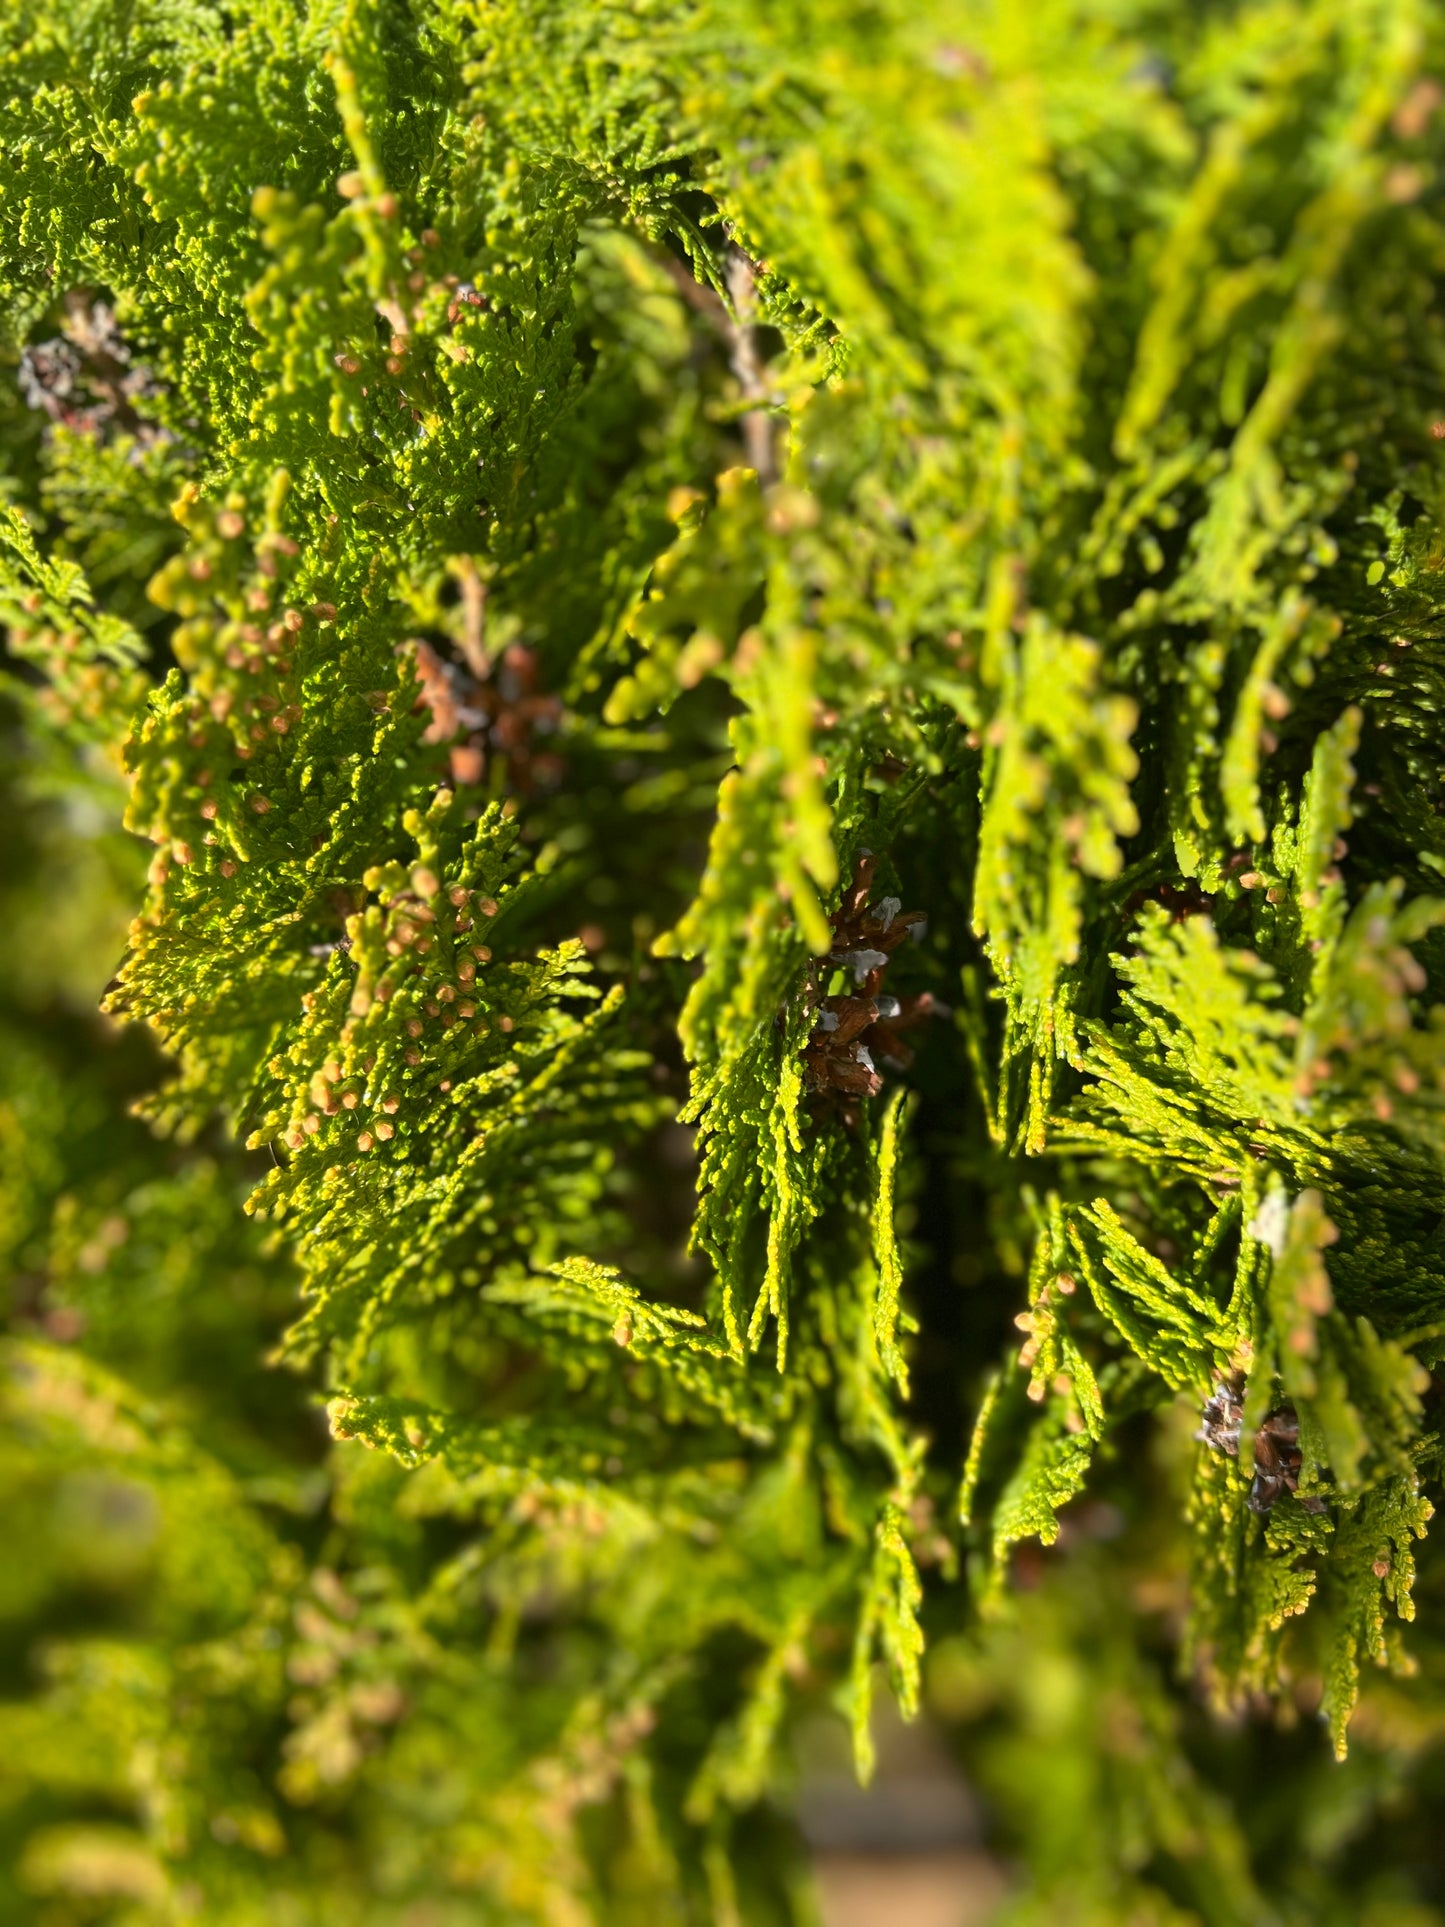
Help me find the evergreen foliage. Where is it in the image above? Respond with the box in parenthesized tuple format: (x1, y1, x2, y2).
(4, 0, 1445, 1919)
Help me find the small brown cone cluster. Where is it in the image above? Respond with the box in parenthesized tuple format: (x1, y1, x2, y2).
(800, 851, 935, 1127)
(411, 637, 563, 793)
(18, 292, 165, 444)
(1196, 1376, 1328, 1515)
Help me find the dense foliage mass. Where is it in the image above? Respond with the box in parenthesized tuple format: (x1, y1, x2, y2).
(4, 0, 1445, 1919)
